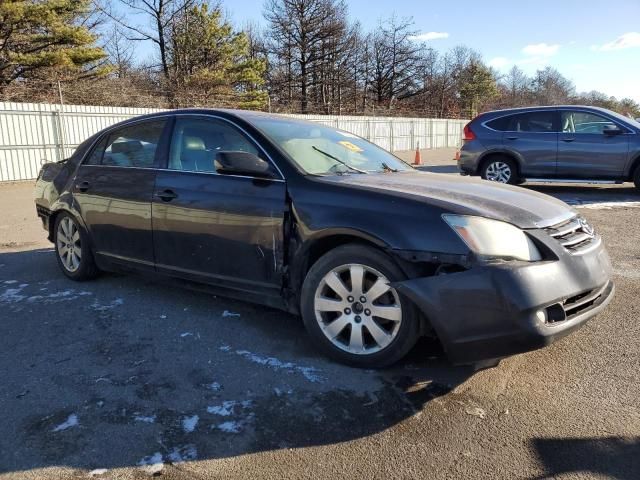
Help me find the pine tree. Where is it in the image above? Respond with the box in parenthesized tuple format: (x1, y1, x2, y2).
(0, 0, 108, 88)
(168, 4, 267, 109)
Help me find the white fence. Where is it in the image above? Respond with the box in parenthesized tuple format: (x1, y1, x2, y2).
(0, 101, 467, 182)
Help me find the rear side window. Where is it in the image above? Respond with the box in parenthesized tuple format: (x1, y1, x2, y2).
(87, 120, 166, 168)
(84, 137, 108, 165)
(485, 116, 512, 131)
(486, 111, 556, 133)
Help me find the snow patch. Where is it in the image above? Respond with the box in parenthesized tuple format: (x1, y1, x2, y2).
(1, 284, 28, 303)
(90, 298, 124, 312)
(166, 444, 197, 464)
(231, 349, 323, 383)
(222, 310, 241, 318)
(219, 345, 231, 352)
(133, 414, 156, 423)
(208, 381, 222, 391)
(2, 285, 93, 305)
(52, 414, 79, 432)
(138, 452, 163, 474)
(3, 280, 17, 284)
(575, 201, 640, 210)
(182, 414, 199, 433)
(206, 399, 252, 416)
(217, 421, 242, 433)
(88, 468, 108, 477)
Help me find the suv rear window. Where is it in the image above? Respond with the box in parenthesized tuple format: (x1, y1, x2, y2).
(486, 111, 556, 133)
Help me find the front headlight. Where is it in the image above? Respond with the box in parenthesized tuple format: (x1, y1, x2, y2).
(443, 214, 542, 262)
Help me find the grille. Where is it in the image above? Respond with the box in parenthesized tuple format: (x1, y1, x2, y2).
(544, 282, 611, 325)
(545, 216, 598, 254)
(563, 283, 608, 320)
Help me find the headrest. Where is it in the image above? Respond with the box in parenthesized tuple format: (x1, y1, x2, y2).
(111, 140, 143, 154)
(183, 136, 206, 151)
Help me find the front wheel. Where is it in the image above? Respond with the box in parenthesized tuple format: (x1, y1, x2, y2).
(634, 165, 640, 191)
(301, 244, 420, 368)
(481, 157, 518, 184)
(54, 212, 99, 281)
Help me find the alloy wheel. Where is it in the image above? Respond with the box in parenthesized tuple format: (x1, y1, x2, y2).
(485, 161, 512, 183)
(57, 217, 82, 272)
(313, 263, 402, 355)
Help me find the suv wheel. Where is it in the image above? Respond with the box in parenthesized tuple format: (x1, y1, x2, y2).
(481, 157, 518, 184)
(300, 244, 419, 368)
(634, 165, 640, 191)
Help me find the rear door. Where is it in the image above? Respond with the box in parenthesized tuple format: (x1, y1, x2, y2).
(557, 110, 630, 179)
(151, 115, 287, 293)
(492, 110, 559, 177)
(72, 118, 168, 268)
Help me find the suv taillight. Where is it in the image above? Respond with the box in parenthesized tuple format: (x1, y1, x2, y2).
(463, 123, 476, 141)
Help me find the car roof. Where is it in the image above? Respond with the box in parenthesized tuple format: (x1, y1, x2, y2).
(478, 105, 616, 117)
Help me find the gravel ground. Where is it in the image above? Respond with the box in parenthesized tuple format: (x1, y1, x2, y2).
(0, 172, 638, 479)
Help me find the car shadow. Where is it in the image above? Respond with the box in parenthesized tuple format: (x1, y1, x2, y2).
(529, 436, 640, 480)
(0, 247, 475, 475)
(524, 183, 639, 206)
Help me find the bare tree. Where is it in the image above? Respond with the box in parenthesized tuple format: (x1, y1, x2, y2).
(104, 24, 135, 78)
(368, 15, 419, 110)
(99, 0, 196, 78)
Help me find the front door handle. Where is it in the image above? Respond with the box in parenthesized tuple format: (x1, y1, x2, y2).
(76, 181, 90, 192)
(506, 136, 519, 140)
(562, 137, 576, 142)
(156, 189, 178, 202)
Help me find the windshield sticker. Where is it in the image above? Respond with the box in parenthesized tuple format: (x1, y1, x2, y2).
(338, 141, 363, 153)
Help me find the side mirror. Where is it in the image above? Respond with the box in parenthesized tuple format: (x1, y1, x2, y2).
(603, 125, 623, 135)
(215, 151, 272, 178)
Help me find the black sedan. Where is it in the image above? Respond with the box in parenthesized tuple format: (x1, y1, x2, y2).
(34, 109, 614, 368)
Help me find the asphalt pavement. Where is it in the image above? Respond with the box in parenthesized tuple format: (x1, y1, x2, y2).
(0, 165, 638, 479)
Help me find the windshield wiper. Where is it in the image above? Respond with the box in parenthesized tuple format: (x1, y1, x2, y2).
(381, 162, 398, 172)
(312, 146, 368, 174)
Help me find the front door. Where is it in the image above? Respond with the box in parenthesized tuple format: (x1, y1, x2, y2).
(557, 110, 630, 179)
(152, 116, 287, 292)
(73, 118, 168, 267)
(500, 110, 558, 177)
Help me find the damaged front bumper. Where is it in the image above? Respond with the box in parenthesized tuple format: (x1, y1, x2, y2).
(393, 238, 614, 365)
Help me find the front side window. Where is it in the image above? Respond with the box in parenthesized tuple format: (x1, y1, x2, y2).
(168, 117, 261, 173)
(561, 111, 620, 134)
(95, 120, 166, 168)
(248, 116, 413, 175)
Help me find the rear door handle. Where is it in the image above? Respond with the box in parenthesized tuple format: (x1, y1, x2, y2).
(76, 181, 90, 192)
(562, 137, 576, 142)
(156, 189, 178, 202)
(506, 136, 519, 140)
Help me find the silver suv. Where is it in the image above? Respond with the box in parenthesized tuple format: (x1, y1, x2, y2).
(458, 105, 640, 190)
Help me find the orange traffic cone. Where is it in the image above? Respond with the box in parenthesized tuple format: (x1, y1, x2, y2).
(413, 145, 421, 165)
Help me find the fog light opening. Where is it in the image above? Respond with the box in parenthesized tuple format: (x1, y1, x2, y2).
(544, 304, 567, 324)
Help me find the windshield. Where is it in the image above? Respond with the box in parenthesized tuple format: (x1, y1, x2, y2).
(249, 116, 413, 175)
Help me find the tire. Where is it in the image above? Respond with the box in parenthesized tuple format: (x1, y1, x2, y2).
(300, 244, 420, 368)
(53, 212, 99, 281)
(634, 165, 640, 191)
(481, 156, 518, 184)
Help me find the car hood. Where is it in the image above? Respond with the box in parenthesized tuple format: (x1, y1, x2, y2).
(318, 171, 576, 229)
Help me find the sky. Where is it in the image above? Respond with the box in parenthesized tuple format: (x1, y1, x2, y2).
(124, 0, 640, 103)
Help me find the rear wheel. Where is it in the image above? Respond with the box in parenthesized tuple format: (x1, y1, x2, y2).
(301, 244, 420, 368)
(634, 165, 640, 191)
(481, 156, 518, 184)
(54, 213, 99, 281)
